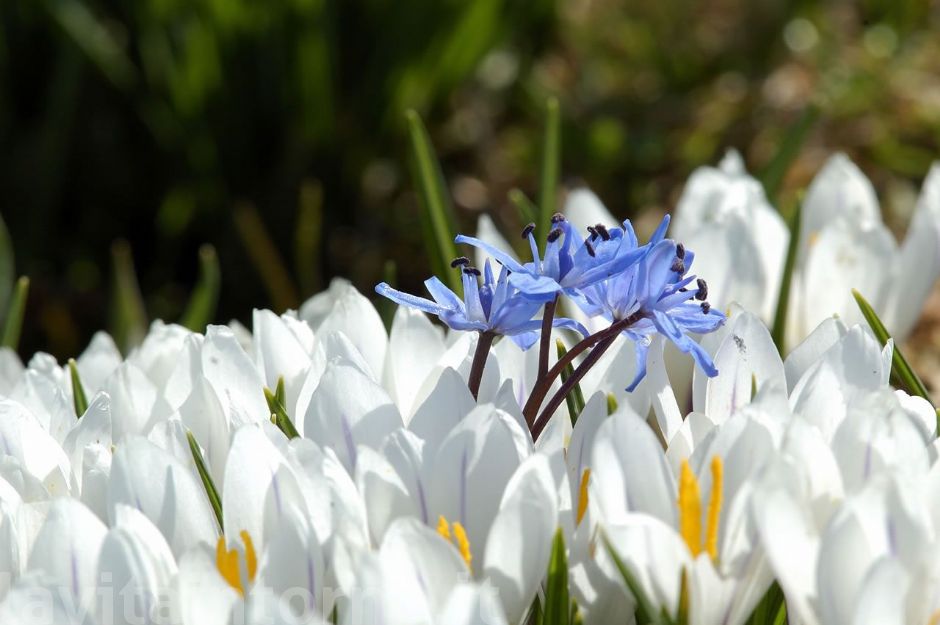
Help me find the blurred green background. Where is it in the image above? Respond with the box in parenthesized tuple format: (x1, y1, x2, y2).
(1, 0, 939, 359)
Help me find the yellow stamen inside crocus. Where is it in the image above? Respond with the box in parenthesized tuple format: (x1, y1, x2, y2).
(436, 515, 451, 541)
(216, 530, 257, 597)
(677, 456, 724, 562)
(705, 456, 723, 561)
(436, 515, 473, 573)
(678, 460, 703, 557)
(577, 468, 591, 526)
(927, 610, 940, 625)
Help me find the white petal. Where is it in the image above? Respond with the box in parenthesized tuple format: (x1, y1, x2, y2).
(314, 281, 388, 381)
(355, 445, 418, 545)
(203, 325, 269, 427)
(301, 360, 401, 472)
(26, 498, 106, 611)
(108, 437, 217, 557)
(438, 582, 509, 625)
(382, 307, 446, 419)
(591, 409, 676, 525)
(783, 316, 847, 393)
(483, 454, 558, 623)
(428, 406, 530, 562)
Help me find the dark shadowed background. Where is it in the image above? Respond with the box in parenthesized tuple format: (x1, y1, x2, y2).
(1, 0, 939, 360)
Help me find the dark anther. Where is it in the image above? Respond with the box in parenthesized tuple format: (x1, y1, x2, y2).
(584, 240, 596, 257)
(701, 302, 711, 314)
(670, 258, 685, 274)
(594, 224, 611, 241)
(679, 287, 688, 292)
(551, 212, 566, 224)
(450, 256, 471, 268)
(695, 278, 708, 301)
(521, 222, 536, 238)
(463, 267, 482, 276)
(547, 228, 563, 243)
(586, 226, 598, 240)
(676, 243, 685, 259)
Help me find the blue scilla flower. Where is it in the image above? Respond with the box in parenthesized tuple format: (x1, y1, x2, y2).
(576, 228, 725, 391)
(375, 259, 588, 349)
(454, 213, 666, 300)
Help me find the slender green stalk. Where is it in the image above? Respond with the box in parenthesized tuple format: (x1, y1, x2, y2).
(770, 201, 801, 353)
(68, 358, 89, 418)
(543, 529, 570, 625)
(538, 97, 561, 254)
(186, 431, 223, 532)
(264, 376, 300, 439)
(556, 339, 586, 426)
(179, 244, 220, 332)
(406, 110, 460, 292)
(852, 289, 934, 409)
(1, 276, 28, 350)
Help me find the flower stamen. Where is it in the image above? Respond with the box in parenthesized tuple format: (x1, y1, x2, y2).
(437, 515, 473, 573)
(216, 530, 258, 597)
(678, 456, 723, 563)
(577, 468, 592, 526)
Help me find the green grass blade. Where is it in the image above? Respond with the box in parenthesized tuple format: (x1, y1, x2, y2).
(538, 97, 561, 254)
(556, 339, 585, 426)
(186, 430, 223, 531)
(295, 180, 324, 297)
(0, 213, 14, 315)
(68, 358, 89, 418)
(543, 528, 569, 625)
(405, 110, 460, 292)
(264, 378, 300, 439)
(760, 105, 819, 200)
(1, 276, 29, 350)
(109, 241, 148, 353)
(746, 583, 784, 625)
(771, 201, 801, 354)
(179, 244, 220, 332)
(601, 531, 670, 625)
(509, 188, 538, 225)
(852, 289, 934, 407)
(234, 202, 300, 312)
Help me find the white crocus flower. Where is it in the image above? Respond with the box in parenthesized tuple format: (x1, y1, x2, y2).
(789, 155, 940, 346)
(673, 151, 789, 323)
(586, 400, 782, 625)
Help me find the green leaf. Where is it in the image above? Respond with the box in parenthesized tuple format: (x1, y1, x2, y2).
(771, 200, 801, 354)
(68, 358, 89, 418)
(295, 180, 324, 297)
(538, 97, 561, 254)
(556, 340, 585, 426)
(0, 213, 14, 315)
(179, 244, 220, 332)
(264, 377, 300, 439)
(1, 276, 29, 350)
(186, 430, 223, 531)
(746, 583, 785, 625)
(509, 187, 538, 225)
(543, 528, 569, 625)
(234, 202, 301, 312)
(405, 110, 460, 292)
(760, 105, 819, 200)
(601, 531, 671, 625)
(852, 289, 934, 410)
(109, 241, 148, 353)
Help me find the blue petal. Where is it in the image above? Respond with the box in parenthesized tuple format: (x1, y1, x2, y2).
(454, 235, 527, 273)
(551, 317, 591, 338)
(510, 331, 540, 350)
(650, 214, 671, 244)
(375, 282, 446, 315)
(507, 272, 563, 299)
(424, 277, 464, 311)
(625, 338, 651, 392)
(651, 309, 718, 377)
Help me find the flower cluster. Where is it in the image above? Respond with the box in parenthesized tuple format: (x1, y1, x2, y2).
(0, 154, 939, 625)
(377, 210, 724, 432)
